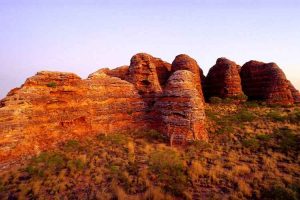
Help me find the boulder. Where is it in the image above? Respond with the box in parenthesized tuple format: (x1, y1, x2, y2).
(204, 58, 245, 100)
(128, 53, 171, 96)
(171, 54, 205, 98)
(240, 61, 294, 105)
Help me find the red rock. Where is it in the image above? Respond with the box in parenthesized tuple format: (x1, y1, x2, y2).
(240, 61, 294, 105)
(204, 58, 244, 100)
(0, 53, 209, 165)
(128, 53, 171, 96)
(171, 54, 205, 98)
(155, 70, 207, 145)
(0, 71, 148, 164)
(90, 65, 129, 80)
(288, 81, 300, 103)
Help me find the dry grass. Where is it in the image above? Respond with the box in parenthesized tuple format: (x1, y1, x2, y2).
(0, 104, 299, 200)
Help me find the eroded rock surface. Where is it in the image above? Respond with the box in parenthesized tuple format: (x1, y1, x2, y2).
(240, 61, 294, 105)
(155, 70, 207, 145)
(0, 71, 147, 164)
(171, 54, 205, 100)
(204, 58, 244, 100)
(288, 81, 300, 103)
(0, 53, 207, 165)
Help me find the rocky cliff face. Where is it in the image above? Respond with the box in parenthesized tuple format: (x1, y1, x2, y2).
(155, 70, 207, 145)
(240, 61, 294, 105)
(204, 58, 244, 100)
(0, 53, 207, 165)
(171, 54, 205, 101)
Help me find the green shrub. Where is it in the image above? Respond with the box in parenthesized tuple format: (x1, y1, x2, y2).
(209, 97, 222, 104)
(267, 111, 286, 122)
(97, 133, 129, 145)
(231, 94, 248, 101)
(137, 129, 168, 143)
(223, 98, 234, 104)
(32, 152, 66, 170)
(64, 140, 81, 151)
(149, 149, 187, 196)
(244, 101, 260, 108)
(242, 138, 259, 151)
(273, 128, 299, 152)
(205, 110, 219, 122)
(235, 110, 256, 122)
(67, 159, 85, 171)
(46, 82, 57, 88)
(256, 134, 272, 141)
(288, 109, 300, 123)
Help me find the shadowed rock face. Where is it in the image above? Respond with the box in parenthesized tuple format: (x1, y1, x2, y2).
(204, 58, 244, 100)
(155, 70, 207, 145)
(171, 54, 205, 100)
(240, 61, 294, 105)
(288, 81, 300, 103)
(0, 53, 207, 165)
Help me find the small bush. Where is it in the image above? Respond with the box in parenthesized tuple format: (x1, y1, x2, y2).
(235, 110, 256, 122)
(97, 133, 129, 145)
(267, 111, 286, 122)
(273, 128, 299, 152)
(209, 97, 222, 104)
(64, 140, 80, 151)
(149, 149, 187, 196)
(242, 138, 259, 151)
(46, 82, 57, 88)
(288, 109, 300, 123)
(256, 134, 272, 141)
(244, 101, 260, 108)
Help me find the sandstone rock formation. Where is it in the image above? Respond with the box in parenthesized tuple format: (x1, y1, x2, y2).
(204, 58, 244, 100)
(128, 53, 171, 96)
(155, 70, 207, 145)
(91, 65, 129, 80)
(0, 71, 148, 164)
(171, 54, 205, 100)
(240, 61, 294, 105)
(288, 81, 300, 103)
(0, 53, 207, 165)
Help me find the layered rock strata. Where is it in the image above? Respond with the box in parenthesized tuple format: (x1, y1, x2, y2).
(0, 53, 207, 165)
(155, 70, 207, 145)
(204, 58, 244, 100)
(240, 61, 294, 105)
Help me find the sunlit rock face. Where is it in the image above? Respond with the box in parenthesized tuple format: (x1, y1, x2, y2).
(240, 61, 294, 105)
(155, 70, 207, 145)
(171, 54, 205, 101)
(0, 53, 208, 165)
(204, 58, 244, 100)
(0, 71, 147, 164)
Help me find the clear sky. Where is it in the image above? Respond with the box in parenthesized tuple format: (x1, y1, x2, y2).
(0, 0, 300, 98)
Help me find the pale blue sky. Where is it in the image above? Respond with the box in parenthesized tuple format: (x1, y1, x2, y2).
(0, 0, 300, 98)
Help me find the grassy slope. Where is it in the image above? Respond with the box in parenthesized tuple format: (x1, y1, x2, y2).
(0, 102, 299, 200)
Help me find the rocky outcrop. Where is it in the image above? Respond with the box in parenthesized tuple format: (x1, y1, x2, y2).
(91, 65, 129, 80)
(204, 58, 244, 100)
(288, 81, 300, 103)
(128, 53, 171, 96)
(0, 71, 148, 164)
(171, 54, 205, 100)
(240, 61, 294, 105)
(0, 53, 207, 165)
(155, 70, 207, 145)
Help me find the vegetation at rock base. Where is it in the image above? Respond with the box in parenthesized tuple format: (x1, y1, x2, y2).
(0, 103, 300, 200)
